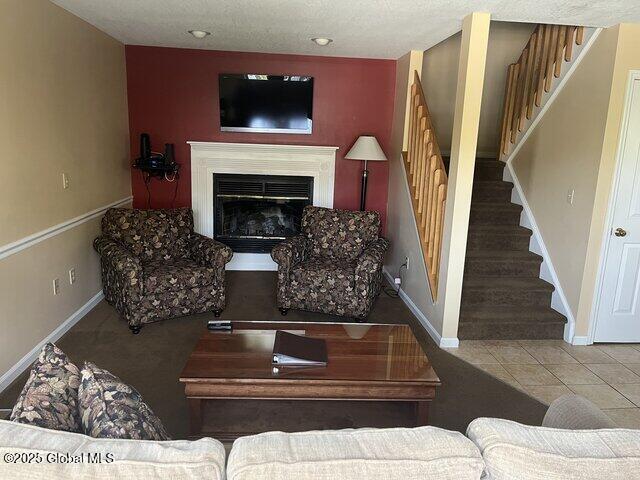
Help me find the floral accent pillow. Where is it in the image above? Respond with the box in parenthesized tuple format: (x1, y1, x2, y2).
(10, 343, 81, 432)
(79, 362, 170, 440)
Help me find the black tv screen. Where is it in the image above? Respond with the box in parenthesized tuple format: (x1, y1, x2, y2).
(219, 74, 313, 134)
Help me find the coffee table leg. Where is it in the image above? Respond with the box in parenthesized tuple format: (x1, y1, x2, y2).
(188, 398, 203, 435)
(415, 401, 429, 426)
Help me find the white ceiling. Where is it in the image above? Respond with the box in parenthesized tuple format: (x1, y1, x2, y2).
(51, 0, 640, 59)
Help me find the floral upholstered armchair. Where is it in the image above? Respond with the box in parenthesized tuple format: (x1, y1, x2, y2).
(94, 208, 233, 334)
(271, 206, 389, 319)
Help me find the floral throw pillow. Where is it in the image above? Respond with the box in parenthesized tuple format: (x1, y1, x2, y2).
(79, 362, 170, 440)
(10, 343, 81, 432)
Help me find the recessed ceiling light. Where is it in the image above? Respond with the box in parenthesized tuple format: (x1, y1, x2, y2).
(188, 30, 211, 39)
(311, 37, 333, 46)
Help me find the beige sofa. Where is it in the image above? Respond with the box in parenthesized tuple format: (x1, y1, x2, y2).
(1, 395, 639, 480)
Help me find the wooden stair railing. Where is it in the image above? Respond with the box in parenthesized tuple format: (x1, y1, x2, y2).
(404, 71, 448, 300)
(499, 25, 585, 160)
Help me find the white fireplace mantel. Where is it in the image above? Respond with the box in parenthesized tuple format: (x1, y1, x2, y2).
(188, 141, 338, 270)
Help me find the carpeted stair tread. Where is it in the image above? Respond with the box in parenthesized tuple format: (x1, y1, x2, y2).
(465, 250, 542, 261)
(459, 306, 566, 324)
(471, 201, 523, 211)
(472, 181, 515, 202)
(462, 276, 555, 291)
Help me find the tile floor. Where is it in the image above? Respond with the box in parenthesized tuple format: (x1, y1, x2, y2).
(445, 340, 640, 428)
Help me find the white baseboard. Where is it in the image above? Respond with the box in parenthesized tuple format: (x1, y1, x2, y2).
(503, 164, 576, 344)
(0, 291, 104, 393)
(383, 268, 459, 348)
(571, 336, 590, 346)
(226, 253, 277, 271)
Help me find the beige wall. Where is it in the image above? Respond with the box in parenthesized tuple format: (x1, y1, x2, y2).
(422, 22, 534, 155)
(511, 24, 640, 339)
(0, 0, 131, 245)
(0, 1, 130, 381)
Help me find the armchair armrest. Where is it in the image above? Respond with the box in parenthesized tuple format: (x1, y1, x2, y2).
(355, 237, 390, 276)
(190, 233, 233, 268)
(271, 236, 307, 271)
(93, 236, 143, 295)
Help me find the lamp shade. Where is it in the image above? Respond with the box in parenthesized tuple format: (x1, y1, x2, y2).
(344, 135, 387, 162)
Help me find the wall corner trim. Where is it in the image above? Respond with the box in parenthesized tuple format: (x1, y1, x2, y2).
(0, 196, 133, 261)
(382, 268, 459, 348)
(505, 162, 577, 343)
(0, 291, 104, 393)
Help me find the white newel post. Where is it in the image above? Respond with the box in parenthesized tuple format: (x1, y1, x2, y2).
(188, 141, 338, 270)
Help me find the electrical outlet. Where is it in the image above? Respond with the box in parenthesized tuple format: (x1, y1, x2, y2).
(404, 256, 410, 270)
(567, 188, 575, 205)
(62, 173, 69, 190)
(52, 278, 60, 295)
(68, 268, 76, 285)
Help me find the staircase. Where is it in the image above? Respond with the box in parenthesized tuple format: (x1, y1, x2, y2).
(458, 159, 567, 340)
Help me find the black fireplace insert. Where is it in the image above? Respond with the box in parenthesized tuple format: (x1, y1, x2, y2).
(213, 174, 314, 253)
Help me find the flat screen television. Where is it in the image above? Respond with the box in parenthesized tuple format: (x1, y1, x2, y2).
(219, 74, 313, 134)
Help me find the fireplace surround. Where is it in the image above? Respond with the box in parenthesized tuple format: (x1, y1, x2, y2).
(189, 141, 337, 270)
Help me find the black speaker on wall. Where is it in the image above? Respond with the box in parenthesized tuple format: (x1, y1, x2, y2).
(164, 143, 175, 165)
(140, 133, 151, 159)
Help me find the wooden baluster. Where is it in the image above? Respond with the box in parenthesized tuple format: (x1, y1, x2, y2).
(407, 91, 419, 165)
(575, 26, 584, 45)
(510, 55, 525, 144)
(527, 27, 543, 119)
(432, 181, 446, 276)
(519, 36, 535, 130)
(423, 156, 437, 239)
(418, 132, 433, 213)
(414, 116, 427, 190)
(427, 169, 443, 262)
(410, 107, 424, 178)
(499, 64, 515, 157)
(554, 26, 567, 77)
(565, 26, 576, 61)
(504, 63, 519, 152)
(535, 25, 551, 106)
(544, 25, 559, 92)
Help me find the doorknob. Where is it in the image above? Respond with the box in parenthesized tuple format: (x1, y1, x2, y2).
(614, 228, 627, 237)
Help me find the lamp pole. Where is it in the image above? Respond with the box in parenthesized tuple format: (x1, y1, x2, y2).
(360, 160, 368, 211)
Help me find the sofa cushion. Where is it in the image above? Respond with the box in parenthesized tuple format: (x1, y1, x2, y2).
(227, 427, 484, 480)
(10, 343, 81, 433)
(0, 420, 225, 480)
(467, 417, 640, 480)
(302, 206, 380, 261)
(79, 362, 170, 440)
(143, 258, 217, 293)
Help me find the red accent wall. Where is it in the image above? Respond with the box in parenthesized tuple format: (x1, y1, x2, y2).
(125, 46, 396, 229)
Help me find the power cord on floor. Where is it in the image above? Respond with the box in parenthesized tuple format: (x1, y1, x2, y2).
(384, 261, 408, 298)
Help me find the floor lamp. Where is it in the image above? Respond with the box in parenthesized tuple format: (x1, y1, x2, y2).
(345, 135, 387, 211)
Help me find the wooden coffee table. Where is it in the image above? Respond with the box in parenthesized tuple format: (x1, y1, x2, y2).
(179, 321, 440, 439)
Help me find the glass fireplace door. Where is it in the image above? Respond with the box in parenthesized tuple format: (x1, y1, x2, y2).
(213, 174, 313, 253)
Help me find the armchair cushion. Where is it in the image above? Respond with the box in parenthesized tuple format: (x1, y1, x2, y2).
(101, 208, 146, 257)
(291, 258, 356, 295)
(143, 208, 193, 261)
(302, 206, 381, 261)
(143, 258, 217, 293)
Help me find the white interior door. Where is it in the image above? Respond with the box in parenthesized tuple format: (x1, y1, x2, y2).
(594, 75, 640, 342)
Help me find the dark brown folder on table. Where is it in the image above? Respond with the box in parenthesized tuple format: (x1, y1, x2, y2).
(272, 330, 327, 366)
